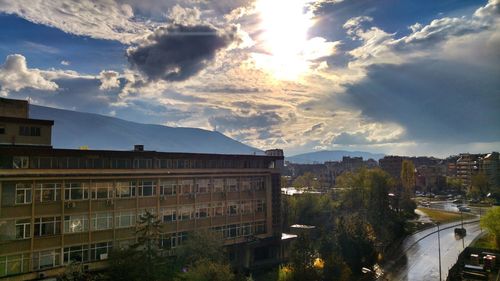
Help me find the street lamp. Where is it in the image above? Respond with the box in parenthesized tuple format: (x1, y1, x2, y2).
(437, 223, 442, 281)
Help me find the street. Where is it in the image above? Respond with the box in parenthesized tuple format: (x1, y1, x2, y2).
(381, 220, 482, 281)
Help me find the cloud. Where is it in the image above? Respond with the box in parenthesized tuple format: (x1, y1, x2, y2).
(127, 24, 238, 81)
(60, 60, 70, 66)
(0, 0, 148, 43)
(0, 54, 58, 95)
(99, 70, 121, 90)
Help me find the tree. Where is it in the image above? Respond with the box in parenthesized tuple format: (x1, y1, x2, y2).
(400, 160, 417, 215)
(293, 172, 320, 189)
(471, 173, 490, 199)
(447, 177, 464, 193)
(176, 230, 226, 266)
(289, 234, 320, 281)
(135, 210, 163, 281)
(58, 262, 103, 281)
(176, 259, 235, 281)
(480, 207, 500, 247)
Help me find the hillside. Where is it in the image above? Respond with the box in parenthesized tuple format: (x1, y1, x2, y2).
(29, 105, 262, 155)
(287, 150, 384, 164)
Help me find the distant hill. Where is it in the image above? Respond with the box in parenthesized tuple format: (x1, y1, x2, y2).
(30, 105, 262, 155)
(287, 150, 384, 164)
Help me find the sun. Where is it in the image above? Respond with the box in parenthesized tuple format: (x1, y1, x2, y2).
(254, 0, 316, 80)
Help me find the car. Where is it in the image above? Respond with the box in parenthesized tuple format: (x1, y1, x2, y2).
(458, 206, 471, 212)
(452, 199, 462, 204)
(454, 228, 467, 236)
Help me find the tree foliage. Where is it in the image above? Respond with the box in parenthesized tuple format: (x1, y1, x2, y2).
(480, 207, 500, 247)
(292, 172, 320, 189)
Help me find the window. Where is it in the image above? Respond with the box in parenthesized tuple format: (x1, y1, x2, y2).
(255, 222, 266, 235)
(90, 242, 112, 261)
(213, 178, 224, 193)
(240, 223, 252, 236)
(0, 125, 4, 135)
(64, 183, 89, 201)
(15, 219, 31, 239)
(178, 205, 193, 221)
(0, 253, 30, 277)
(240, 200, 253, 215)
(160, 232, 187, 249)
(64, 215, 89, 233)
(195, 204, 210, 219)
(92, 213, 113, 230)
(226, 178, 238, 192)
(19, 126, 40, 136)
(116, 181, 135, 198)
(34, 216, 61, 236)
(252, 177, 265, 191)
(160, 180, 177, 196)
(161, 207, 176, 223)
(255, 200, 266, 213)
(227, 224, 238, 238)
(179, 179, 193, 195)
(15, 183, 32, 204)
(115, 211, 136, 228)
(138, 180, 156, 197)
(12, 156, 29, 169)
(227, 201, 238, 216)
(195, 179, 210, 193)
(91, 182, 113, 199)
(63, 245, 89, 264)
(212, 202, 224, 217)
(240, 178, 251, 191)
(134, 159, 152, 169)
(32, 250, 60, 270)
(35, 183, 61, 202)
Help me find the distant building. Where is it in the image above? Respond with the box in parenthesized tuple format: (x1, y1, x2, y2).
(456, 152, 500, 190)
(0, 98, 284, 280)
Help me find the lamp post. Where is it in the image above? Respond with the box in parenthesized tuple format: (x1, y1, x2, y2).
(437, 223, 442, 281)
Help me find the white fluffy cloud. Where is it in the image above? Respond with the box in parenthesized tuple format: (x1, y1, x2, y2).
(0, 54, 58, 95)
(0, 0, 149, 43)
(99, 70, 121, 90)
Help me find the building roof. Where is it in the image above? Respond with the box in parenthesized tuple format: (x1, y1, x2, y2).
(0, 116, 54, 125)
(0, 145, 284, 160)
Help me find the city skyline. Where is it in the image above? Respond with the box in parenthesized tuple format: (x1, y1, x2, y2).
(0, 0, 499, 158)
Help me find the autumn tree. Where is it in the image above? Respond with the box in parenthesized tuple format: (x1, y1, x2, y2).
(470, 173, 490, 199)
(293, 172, 320, 189)
(480, 207, 500, 247)
(400, 160, 417, 215)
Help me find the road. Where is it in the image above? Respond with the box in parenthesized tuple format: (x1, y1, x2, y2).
(381, 220, 482, 281)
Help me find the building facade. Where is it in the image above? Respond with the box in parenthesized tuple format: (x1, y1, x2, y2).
(0, 98, 283, 280)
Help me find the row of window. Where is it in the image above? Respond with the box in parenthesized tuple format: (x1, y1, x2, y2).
(0, 242, 112, 276)
(14, 201, 266, 239)
(8, 155, 272, 169)
(13, 178, 265, 204)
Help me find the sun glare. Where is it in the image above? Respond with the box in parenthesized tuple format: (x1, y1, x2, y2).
(254, 0, 315, 80)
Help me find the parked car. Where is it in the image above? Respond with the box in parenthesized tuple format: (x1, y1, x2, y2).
(452, 199, 462, 204)
(458, 206, 471, 212)
(454, 228, 467, 236)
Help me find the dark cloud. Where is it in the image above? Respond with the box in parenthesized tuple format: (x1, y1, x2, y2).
(304, 123, 324, 135)
(127, 24, 237, 81)
(209, 112, 283, 131)
(332, 132, 374, 145)
(340, 58, 500, 143)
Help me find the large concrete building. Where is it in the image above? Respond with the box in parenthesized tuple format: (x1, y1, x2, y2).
(456, 152, 500, 190)
(0, 98, 283, 280)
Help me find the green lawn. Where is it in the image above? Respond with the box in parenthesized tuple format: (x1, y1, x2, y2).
(472, 232, 499, 250)
(417, 208, 476, 224)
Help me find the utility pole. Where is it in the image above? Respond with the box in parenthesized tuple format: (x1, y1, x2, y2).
(437, 223, 442, 281)
(461, 211, 465, 249)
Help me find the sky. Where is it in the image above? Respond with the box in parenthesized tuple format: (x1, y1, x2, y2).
(0, 0, 499, 157)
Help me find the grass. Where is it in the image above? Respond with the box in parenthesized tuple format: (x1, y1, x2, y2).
(417, 207, 476, 224)
(472, 232, 499, 250)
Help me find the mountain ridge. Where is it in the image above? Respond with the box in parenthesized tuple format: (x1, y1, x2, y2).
(287, 150, 384, 164)
(29, 105, 263, 155)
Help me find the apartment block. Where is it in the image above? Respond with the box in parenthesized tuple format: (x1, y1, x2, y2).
(0, 98, 283, 280)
